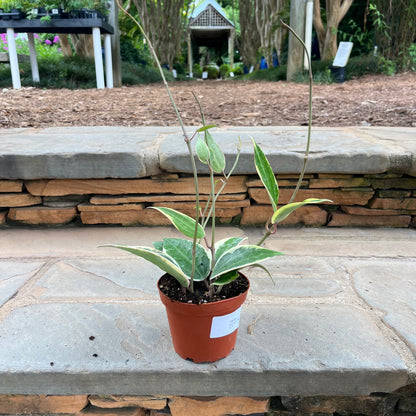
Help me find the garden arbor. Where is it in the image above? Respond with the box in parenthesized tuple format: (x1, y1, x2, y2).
(187, 0, 235, 76)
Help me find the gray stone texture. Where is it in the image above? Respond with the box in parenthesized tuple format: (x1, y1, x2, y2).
(349, 259, 416, 355)
(0, 126, 415, 179)
(0, 126, 169, 179)
(0, 227, 414, 397)
(0, 261, 43, 306)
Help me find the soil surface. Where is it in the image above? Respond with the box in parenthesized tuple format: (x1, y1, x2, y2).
(1, 72, 415, 129)
(159, 273, 249, 304)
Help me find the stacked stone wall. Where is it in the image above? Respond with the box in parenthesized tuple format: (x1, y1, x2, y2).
(1, 173, 415, 228)
(0, 390, 415, 415)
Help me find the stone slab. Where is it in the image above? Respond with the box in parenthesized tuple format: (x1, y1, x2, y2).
(159, 127, 416, 175)
(0, 127, 415, 180)
(32, 259, 161, 300)
(0, 261, 44, 306)
(0, 126, 167, 179)
(0, 302, 407, 396)
(0, 227, 414, 397)
(0, 227, 415, 259)
(247, 257, 342, 297)
(349, 259, 416, 355)
(356, 127, 416, 175)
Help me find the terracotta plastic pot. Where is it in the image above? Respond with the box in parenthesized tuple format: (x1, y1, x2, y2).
(158, 273, 249, 363)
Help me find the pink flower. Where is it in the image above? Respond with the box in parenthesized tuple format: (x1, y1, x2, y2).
(34, 33, 39, 38)
(45, 39, 52, 45)
(53, 36, 60, 44)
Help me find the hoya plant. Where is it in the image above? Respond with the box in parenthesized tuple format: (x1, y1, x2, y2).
(105, 6, 331, 300)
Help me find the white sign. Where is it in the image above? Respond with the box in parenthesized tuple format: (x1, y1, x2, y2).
(210, 307, 242, 338)
(332, 41, 353, 68)
(172, 69, 177, 78)
(202, 71, 208, 79)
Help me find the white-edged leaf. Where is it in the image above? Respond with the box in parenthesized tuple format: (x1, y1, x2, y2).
(205, 130, 226, 173)
(102, 244, 189, 287)
(271, 198, 332, 224)
(161, 238, 210, 281)
(196, 135, 210, 164)
(214, 237, 246, 261)
(252, 138, 279, 211)
(150, 207, 205, 239)
(211, 245, 282, 280)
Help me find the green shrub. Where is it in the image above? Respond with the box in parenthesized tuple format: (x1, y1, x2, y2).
(122, 61, 173, 85)
(346, 55, 383, 77)
(0, 56, 97, 89)
(219, 63, 230, 78)
(400, 43, 416, 71)
(242, 65, 287, 81)
(120, 36, 150, 66)
(0, 55, 173, 88)
(231, 66, 244, 76)
(192, 63, 202, 78)
(203, 64, 219, 79)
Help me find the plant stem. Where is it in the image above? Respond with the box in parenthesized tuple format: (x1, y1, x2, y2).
(281, 20, 313, 204)
(256, 22, 313, 248)
(116, 0, 200, 291)
(209, 167, 216, 270)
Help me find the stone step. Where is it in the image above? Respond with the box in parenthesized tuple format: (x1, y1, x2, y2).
(0, 126, 415, 179)
(0, 227, 414, 397)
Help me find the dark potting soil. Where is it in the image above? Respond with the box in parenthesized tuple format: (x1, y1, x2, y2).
(158, 273, 249, 305)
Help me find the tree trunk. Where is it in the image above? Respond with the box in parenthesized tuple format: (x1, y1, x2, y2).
(70, 34, 95, 58)
(132, 0, 189, 71)
(313, 0, 353, 60)
(58, 34, 95, 58)
(58, 35, 73, 56)
(239, 0, 261, 68)
(254, 0, 288, 67)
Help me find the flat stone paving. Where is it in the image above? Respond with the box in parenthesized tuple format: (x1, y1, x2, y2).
(0, 126, 415, 178)
(0, 226, 415, 396)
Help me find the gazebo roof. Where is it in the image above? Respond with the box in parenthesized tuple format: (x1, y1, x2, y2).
(189, 0, 234, 29)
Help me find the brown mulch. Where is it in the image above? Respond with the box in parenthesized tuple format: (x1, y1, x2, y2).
(1, 72, 415, 129)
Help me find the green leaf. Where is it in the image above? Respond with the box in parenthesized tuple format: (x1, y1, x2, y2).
(211, 245, 282, 280)
(150, 207, 205, 239)
(271, 198, 332, 224)
(196, 136, 210, 164)
(214, 237, 245, 261)
(102, 244, 189, 287)
(162, 238, 211, 281)
(252, 138, 279, 211)
(153, 241, 163, 251)
(205, 131, 226, 173)
(196, 124, 217, 133)
(213, 270, 239, 286)
(250, 263, 275, 285)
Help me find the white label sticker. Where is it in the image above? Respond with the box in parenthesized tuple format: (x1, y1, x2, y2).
(210, 307, 242, 339)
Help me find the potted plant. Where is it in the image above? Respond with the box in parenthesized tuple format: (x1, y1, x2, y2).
(60, 0, 108, 19)
(0, 0, 25, 19)
(105, 6, 331, 363)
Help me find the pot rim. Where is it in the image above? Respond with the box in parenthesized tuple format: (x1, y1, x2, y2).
(157, 272, 250, 310)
